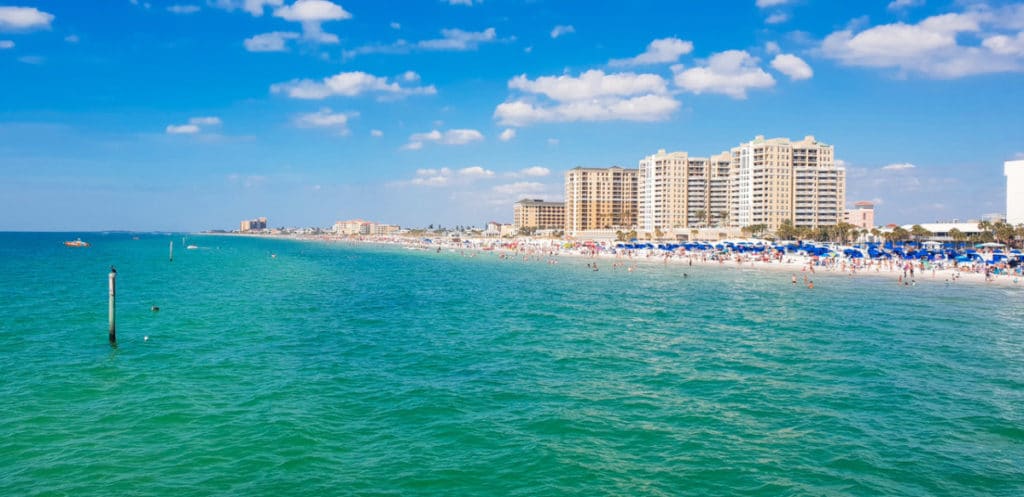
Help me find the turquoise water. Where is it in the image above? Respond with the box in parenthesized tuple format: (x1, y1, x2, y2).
(1, 232, 1022, 496)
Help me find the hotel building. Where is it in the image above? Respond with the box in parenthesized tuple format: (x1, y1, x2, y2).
(638, 150, 732, 233)
(730, 135, 843, 231)
(633, 135, 844, 235)
(1006, 160, 1024, 225)
(513, 199, 566, 232)
(564, 166, 637, 236)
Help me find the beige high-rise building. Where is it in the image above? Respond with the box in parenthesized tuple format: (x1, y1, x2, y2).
(730, 135, 843, 231)
(513, 199, 565, 232)
(638, 150, 734, 234)
(564, 166, 637, 236)
(638, 149, 690, 233)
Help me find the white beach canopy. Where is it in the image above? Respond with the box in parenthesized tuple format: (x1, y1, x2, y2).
(975, 242, 1005, 248)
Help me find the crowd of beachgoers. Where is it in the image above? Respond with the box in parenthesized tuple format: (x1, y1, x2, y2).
(248, 232, 1024, 288)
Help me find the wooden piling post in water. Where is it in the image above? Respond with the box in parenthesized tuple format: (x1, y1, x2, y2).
(169, 241, 174, 262)
(108, 267, 116, 345)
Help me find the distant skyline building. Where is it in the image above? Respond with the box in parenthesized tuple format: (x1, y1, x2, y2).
(845, 201, 875, 229)
(1006, 160, 1024, 225)
(334, 219, 371, 235)
(564, 166, 637, 237)
(513, 199, 565, 233)
(239, 217, 267, 232)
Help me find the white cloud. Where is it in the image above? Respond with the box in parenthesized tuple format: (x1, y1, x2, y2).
(17, 55, 43, 64)
(166, 116, 221, 134)
(609, 37, 694, 67)
(272, 0, 351, 44)
(401, 70, 420, 82)
(189, 116, 222, 126)
(765, 41, 780, 54)
(64, 34, 78, 43)
(983, 32, 1024, 56)
(882, 163, 916, 171)
(273, 0, 350, 21)
(499, 128, 516, 142)
(166, 124, 200, 134)
(511, 166, 550, 178)
(208, 0, 283, 16)
(819, 11, 1024, 78)
(447, 0, 480, 5)
(271, 71, 437, 99)
(408, 166, 493, 187)
(403, 129, 484, 150)
(508, 69, 668, 101)
(0, 6, 54, 31)
(765, 13, 789, 24)
(494, 70, 679, 126)
(295, 108, 356, 134)
(756, 0, 792, 8)
(0, 40, 13, 49)
(418, 27, 497, 50)
(547, 138, 559, 146)
(390, 21, 400, 30)
(770, 53, 813, 80)
(550, 25, 575, 39)
(344, 27, 501, 58)
(370, 129, 383, 137)
(673, 50, 775, 99)
(167, 5, 201, 14)
(887, 0, 924, 11)
(458, 166, 494, 178)
(493, 181, 546, 195)
(244, 31, 300, 52)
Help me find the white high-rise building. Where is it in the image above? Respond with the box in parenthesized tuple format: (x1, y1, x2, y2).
(1006, 160, 1024, 225)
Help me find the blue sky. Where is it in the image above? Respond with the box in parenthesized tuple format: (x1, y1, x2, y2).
(1, 0, 1023, 231)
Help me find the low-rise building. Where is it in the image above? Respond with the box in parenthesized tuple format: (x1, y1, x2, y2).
(845, 201, 875, 229)
(333, 219, 372, 235)
(371, 224, 400, 236)
(513, 199, 565, 232)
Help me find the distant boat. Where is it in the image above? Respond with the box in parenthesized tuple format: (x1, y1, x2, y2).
(186, 244, 199, 250)
(64, 238, 89, 248)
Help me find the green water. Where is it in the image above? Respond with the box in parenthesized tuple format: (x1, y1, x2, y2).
(1, 232, 1022, 496)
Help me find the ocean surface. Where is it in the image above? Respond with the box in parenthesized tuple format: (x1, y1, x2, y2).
(1, 232, 1022, 496)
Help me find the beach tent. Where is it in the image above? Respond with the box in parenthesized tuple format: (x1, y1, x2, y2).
(976, 242, 1005, 248)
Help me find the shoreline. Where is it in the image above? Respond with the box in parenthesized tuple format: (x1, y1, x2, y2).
(196, 232, 1024, 289)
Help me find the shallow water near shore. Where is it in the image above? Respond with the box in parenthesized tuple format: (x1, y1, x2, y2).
(1, 232, 1023, 496)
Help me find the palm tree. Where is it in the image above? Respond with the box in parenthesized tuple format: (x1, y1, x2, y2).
(993, 221, 1016, 248)
(693, 209, 707, 228)
(776, 219, 798, 240)
(948, 228, 965, 248)
(910, 224, 932, 245)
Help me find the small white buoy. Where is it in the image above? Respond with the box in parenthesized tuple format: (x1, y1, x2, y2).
(144, 336, 149, 341)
